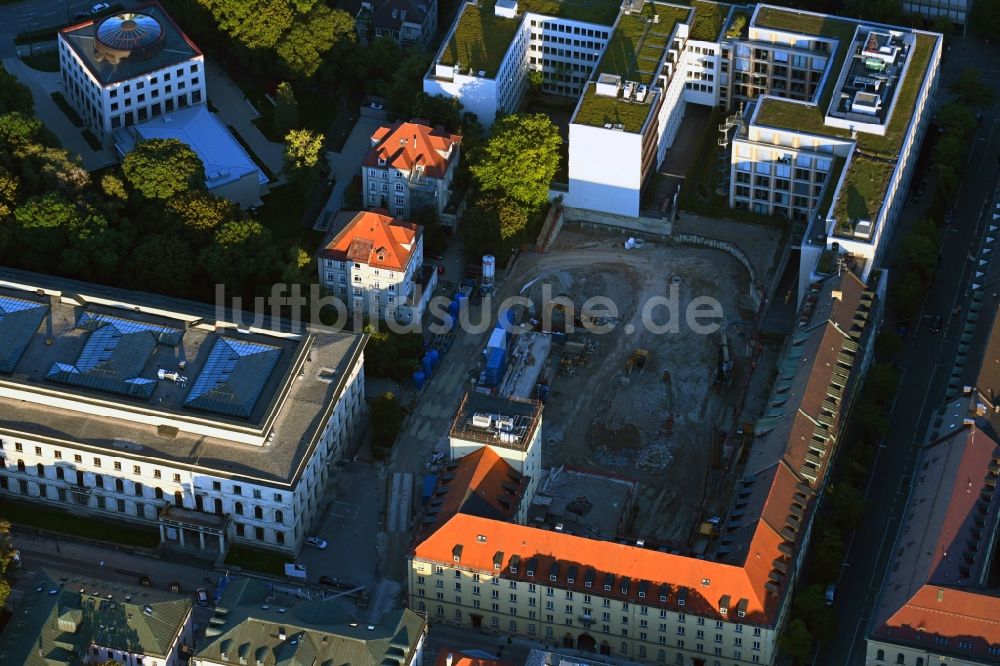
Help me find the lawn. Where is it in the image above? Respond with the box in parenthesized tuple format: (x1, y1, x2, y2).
(688, 0, 730, 42)
(0, 499, 160, 548)
(21, 50, 59, 72)
(573, 85, 652, 132)
(224, 545, 289, 576)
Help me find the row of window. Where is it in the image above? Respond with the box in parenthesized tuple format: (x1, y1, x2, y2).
(529, 20, 609, 40)
(0, 440, 283, 501)
(107, 63, 201, 98)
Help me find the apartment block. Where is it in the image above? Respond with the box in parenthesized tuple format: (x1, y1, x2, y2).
(410, 272, 878, 666)
(317, 210, 436, 324)
(58, 2, 206, 136)
(902, 0, 970, 25)
(425, 1, 941, 284)
(0, 569, 195, 666)
(340, 0, 439, 45)
(0, 271, 367, 556)
(362, 120, 462, 219)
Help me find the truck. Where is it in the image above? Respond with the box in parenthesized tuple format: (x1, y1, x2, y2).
(283, 563, 307, 580)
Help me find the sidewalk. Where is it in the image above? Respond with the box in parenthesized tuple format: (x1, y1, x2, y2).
(3, 55, 116, 170)
(316, 114, 383, 231)
(204, 58, 285, 178)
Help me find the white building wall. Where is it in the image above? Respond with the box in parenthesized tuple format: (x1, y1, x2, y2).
(58, 34, 206, 136)
(0, 351, 366, 554)
(319, 236, 424, 323)
(566, 123, 644, 217)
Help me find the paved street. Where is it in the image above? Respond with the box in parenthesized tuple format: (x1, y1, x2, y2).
(818, 35, 1000, 666)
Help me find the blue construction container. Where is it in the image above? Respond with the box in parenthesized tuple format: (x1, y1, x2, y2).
(422, 353, 435, 377)
(483, 346, 507, 387)
(426, 348, 440, 369)
(422, 474, 437, 505)
(413, 370, 426, 390)
(447, 299, 459, 316)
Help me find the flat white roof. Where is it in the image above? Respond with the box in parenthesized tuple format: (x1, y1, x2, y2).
(116, 104, 268, 189)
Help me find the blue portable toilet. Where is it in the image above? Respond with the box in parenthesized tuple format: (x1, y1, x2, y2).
(422, 353, 435, 377)
(413, 370, 426, 389)
(448, 299, 459, 316)
(426, 348, 440, 369)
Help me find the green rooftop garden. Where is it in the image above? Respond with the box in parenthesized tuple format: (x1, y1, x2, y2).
(751, 10, 940, 235)
(833, 156, 894, 235)
(518, 0, 622, 24)
(596, 2, 689, 84)
(688, 0, 730, 41)
(724, 8, 749, 39)
(574, 84, 653, 132)
(438, 1, 521, 77)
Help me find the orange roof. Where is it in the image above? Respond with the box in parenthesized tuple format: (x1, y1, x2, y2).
(421, 447, 526, 538)
(433, 649, 514, 666)
(414, 513, 774, 622)
(363, 120, 461, 179)
(317, 210, 420, 271)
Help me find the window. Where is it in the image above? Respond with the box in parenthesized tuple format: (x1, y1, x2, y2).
(114, 462, 122, 471)
(153, 470, 161, 479)
(173, 473, 181, 482)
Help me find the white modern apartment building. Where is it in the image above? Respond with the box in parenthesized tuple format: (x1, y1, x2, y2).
(59, 2, 206, 136)
(317, 210, 436, 324)
(362, 120, 462, 219)
(902, 0, 971, 25)
(426, 1, 941, 285)
(0, 270, 367, 556)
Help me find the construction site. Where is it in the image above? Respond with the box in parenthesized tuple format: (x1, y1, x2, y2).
(488, 227, 781, 550)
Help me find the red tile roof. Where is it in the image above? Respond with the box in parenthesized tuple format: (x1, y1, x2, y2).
(873, 418, 1000, 654)
(414, 513, 776, 622)
(433, 649, 514, 666)
(363, 121, 461, 179)
(317, 210, 420, 271)
(421, 447, 526, 538)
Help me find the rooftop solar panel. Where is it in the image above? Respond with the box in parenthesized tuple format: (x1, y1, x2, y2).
(183, 337, 281, 418)
(0, 295, 49, 373)
(46, 314, 183, 400)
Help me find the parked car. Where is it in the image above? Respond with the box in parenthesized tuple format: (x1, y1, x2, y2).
(304, 536, 328, 549)
(168, 581, 181, 593)
(138, 575, 151, 587)
(196, 588, 210, 606)
(319, 576, 350, 589)
(91, 2, 110, 14)
(825, 583, 836, 607)
(370, 102, 384, 110)
(929, 314, 942, 334)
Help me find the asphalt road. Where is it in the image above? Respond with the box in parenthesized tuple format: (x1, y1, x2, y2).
(818, 36, 1000, 666)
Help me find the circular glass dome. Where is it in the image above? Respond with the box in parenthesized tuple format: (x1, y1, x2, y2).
(95, 13, 163, 52)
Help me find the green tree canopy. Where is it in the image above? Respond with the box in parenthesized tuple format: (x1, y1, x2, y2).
(200, 219, 281, 297)
(128, 233, 196, 294)
(122, 139, 206, 200)
(282, 128, 326, 186)
(0, 64, 34, 115)
(370, 391, 406, 455)
(274, 82, 299, 135)
(969, 0, 1000, 41)
(166, 190, 236, 236)
(950, 68, 996, 109)
(0, 520, 12, 612)
(470, 113, 561, 209)
(778, 618, 812, 663)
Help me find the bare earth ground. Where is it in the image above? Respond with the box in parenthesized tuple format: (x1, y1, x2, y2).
(500, 227, 779, 546)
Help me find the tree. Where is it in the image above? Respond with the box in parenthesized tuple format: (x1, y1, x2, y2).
(949, 68, 996, 109)
(810, 527, 845, 580)
(100, 173, 128, 201)
(843, 0, 903, 23)
(280, 245, 314, 286)
(969, 0, 1000, 41)
(200, 220, 281, 297)
(128, 233, 196, 295)
(828, 482, 866, 533)
(282, 129, 326, 186)
(0, 167, 18, 218)
(370, 391, 406, 456)
(892, 270, 926, 320)
(276, 5, 353, 78)
(0, 519, 12, 610)
(122, 139, 205, 200)
(0, 64, 34, 115)
(866, 363, 900, 406)
(363, 327, 424, 380)
(470, 113, 561, 209)
(792, 584, 835, 642)
(274, 82, 299, 135)
(936, 101, 976, 138)
(166, 190, 236, 236)
(778, 618, 813, 663)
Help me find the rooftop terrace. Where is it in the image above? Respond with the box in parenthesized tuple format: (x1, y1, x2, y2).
(750, 7, 939, 236)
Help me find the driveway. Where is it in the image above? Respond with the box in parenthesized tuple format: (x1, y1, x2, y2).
(316, 114, 383, 231)
(203, 58, 285, 178)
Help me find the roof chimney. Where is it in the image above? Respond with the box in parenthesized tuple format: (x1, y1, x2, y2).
(413, 133, 417, 150)
(446, 654, 454, 666)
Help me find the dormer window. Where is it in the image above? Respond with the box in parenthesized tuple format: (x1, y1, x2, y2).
(378, 157, 386, 166)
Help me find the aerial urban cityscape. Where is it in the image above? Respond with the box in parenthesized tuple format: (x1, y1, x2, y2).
(0, 0, 997, 665)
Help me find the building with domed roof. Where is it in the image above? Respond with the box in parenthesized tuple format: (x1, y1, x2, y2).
(57, 1, 205, 136)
